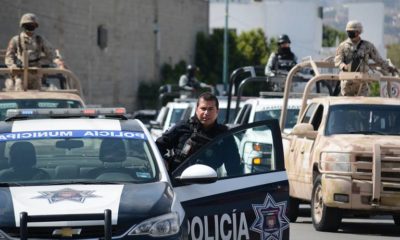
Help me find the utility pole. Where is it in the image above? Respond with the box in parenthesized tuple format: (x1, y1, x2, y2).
(222, 0, 229, 92)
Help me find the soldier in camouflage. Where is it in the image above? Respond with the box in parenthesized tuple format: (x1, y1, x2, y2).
(335, 20, 396, 96)
(5, 13, 65, 90)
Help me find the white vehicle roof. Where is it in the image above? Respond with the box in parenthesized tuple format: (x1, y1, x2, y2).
(243, 98, 302, 111)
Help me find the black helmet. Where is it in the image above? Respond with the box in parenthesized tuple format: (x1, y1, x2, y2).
(187, 64, 196, 71)
(278, 34, 291, 44)
(186, 64, 197, 75)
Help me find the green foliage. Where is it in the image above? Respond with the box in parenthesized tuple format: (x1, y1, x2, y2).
(156, 28, 275, 97)
(322, 25, 346, 47)
(137, 81, 161, 109)
(236, 29, 270, 66)
(160, 60, 187, 84)
(387, 43, 400, 69)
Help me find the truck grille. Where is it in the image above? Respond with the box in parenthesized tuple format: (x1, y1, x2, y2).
(354, 145, 400, 184)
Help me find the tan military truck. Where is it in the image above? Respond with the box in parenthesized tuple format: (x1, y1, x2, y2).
(279, 58, 400, 232)
(0, 50, 85, 118)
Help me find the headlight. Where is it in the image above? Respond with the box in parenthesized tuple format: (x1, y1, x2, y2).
(128, 212, 180, 237)
(320, 152, 352, 172)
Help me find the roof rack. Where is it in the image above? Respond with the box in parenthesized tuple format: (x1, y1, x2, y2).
(5, 108, 127, 121)
(0, 50, 83, 96)
(279, 57, 400, 130)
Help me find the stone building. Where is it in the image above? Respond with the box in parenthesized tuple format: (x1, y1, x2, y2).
(0, 0, 209, 111)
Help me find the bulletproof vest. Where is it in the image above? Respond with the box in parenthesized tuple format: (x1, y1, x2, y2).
(275, 49, 296, 71)
(17, 34, 43, 65)
(350, 40, 364, 72)
(186, 75, 200, 89)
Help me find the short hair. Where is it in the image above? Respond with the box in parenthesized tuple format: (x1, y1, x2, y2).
(197, 92, 219, 109)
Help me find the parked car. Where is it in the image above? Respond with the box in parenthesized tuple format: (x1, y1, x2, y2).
(0, 108, 290, 239)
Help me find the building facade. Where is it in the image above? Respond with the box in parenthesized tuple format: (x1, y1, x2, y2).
(0, 0, 209, 111)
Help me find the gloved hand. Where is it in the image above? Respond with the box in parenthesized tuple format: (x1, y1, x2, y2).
(388, 66, 398, 74)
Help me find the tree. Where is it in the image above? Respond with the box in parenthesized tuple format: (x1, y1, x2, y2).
(236, 28, 270, 66)
(387, 43, 400, 69)
(322, 25, 346, 47)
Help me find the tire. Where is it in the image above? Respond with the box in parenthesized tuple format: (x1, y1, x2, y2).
(287, 196, 300, 222)
(393, 215, 400, 226)
(311, 175, 341, 232)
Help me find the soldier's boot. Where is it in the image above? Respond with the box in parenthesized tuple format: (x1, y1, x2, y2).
(4, 78, 14, 91)
(14, 77, 23, 91)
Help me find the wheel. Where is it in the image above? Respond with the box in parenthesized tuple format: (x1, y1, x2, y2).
(311, 175, 341, 232)
(393, 215, 400, 226)
(287, 196, 300, 222)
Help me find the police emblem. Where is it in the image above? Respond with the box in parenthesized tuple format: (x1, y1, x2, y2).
(251, 193, 289, 240)
(32, 188, 99, 204)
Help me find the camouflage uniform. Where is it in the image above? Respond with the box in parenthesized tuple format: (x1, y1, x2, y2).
(335, 21, 391, 96)
(5, 32, 58, 68)
(4, 13, 62, 90)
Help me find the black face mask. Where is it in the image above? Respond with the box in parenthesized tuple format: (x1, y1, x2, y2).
(278, 47, 291, 54)
(347, 31, 356, 39)
(23, 24, 36, 32)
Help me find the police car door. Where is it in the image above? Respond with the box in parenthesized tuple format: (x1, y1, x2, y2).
(172, 120, 289, 240)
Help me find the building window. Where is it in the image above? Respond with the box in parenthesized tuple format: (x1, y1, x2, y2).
(97, 25, 108, 50)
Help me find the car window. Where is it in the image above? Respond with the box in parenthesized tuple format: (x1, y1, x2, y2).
(172, 120, 284, 179)
(254, 109, 299, 129)
(301, 103, 318, 123)
(325, 104, 400, 135)
(169, 108, 186, 127)
(0, 100, 83, 120)
(0, 131, 158, 185)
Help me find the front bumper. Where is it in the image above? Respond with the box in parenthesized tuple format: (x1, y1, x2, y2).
(322, 174, 400, 212)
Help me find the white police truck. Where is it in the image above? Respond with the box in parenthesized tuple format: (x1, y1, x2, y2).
(0, 108, 289, 240)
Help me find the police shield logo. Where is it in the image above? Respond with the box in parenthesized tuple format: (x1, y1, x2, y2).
(251, 193, 289, 240)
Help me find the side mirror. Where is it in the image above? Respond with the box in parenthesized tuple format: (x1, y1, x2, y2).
(292, 123, 317, 139)
(175, 164, 217, 184)
(149, 120, 162, 129)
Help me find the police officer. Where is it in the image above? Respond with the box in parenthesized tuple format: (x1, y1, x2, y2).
(265, 34, 298, 77)
(179, 64, 212, 99)
(156, 92, 241, 175)
(5, 13, 65, 90)
(335, 20, 396, 96)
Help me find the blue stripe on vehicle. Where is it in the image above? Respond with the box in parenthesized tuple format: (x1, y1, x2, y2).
(0, 130, 147, 142)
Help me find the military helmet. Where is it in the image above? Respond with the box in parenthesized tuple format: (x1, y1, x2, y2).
(278, 34, 291, 44)
(20, 13, 39, 28)
(345, 20, 362, 33)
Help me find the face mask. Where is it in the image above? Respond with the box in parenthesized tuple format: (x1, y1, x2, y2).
(279, 47, 291, 54)
(23, 24, 36, 32)
(347, 31, 356, 39)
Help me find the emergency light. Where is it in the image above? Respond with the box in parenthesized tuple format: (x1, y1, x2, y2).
(6, 108, 127, 120)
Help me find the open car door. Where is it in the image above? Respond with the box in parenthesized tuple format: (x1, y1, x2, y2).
(172, 120, 290, 240)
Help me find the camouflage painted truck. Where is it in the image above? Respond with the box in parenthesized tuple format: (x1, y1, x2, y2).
(279, 58, 400, 232)
(0, 50, 85, 118)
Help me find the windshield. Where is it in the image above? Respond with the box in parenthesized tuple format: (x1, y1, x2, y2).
(0, 130, 158, 185)
(0, 99, 83, 120)
(254, 109, 299, 129)
(326, 104, 400, 135)
(169, 108, 186, 127)
(217, 108, 237, 124)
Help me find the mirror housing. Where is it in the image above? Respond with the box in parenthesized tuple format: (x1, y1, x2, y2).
(175, 164, 217, 184)
(149, 120, 162, 129)
(292, 123, 317, 139)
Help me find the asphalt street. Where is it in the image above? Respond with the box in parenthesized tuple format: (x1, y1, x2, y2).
(290, 205, 400, 240)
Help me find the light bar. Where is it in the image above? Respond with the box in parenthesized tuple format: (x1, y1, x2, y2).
(6, 108, 126, 119)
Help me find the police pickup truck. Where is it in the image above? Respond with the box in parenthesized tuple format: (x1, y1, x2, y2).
(0, 108, 289, 239)
(280, 58, 400, 232)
